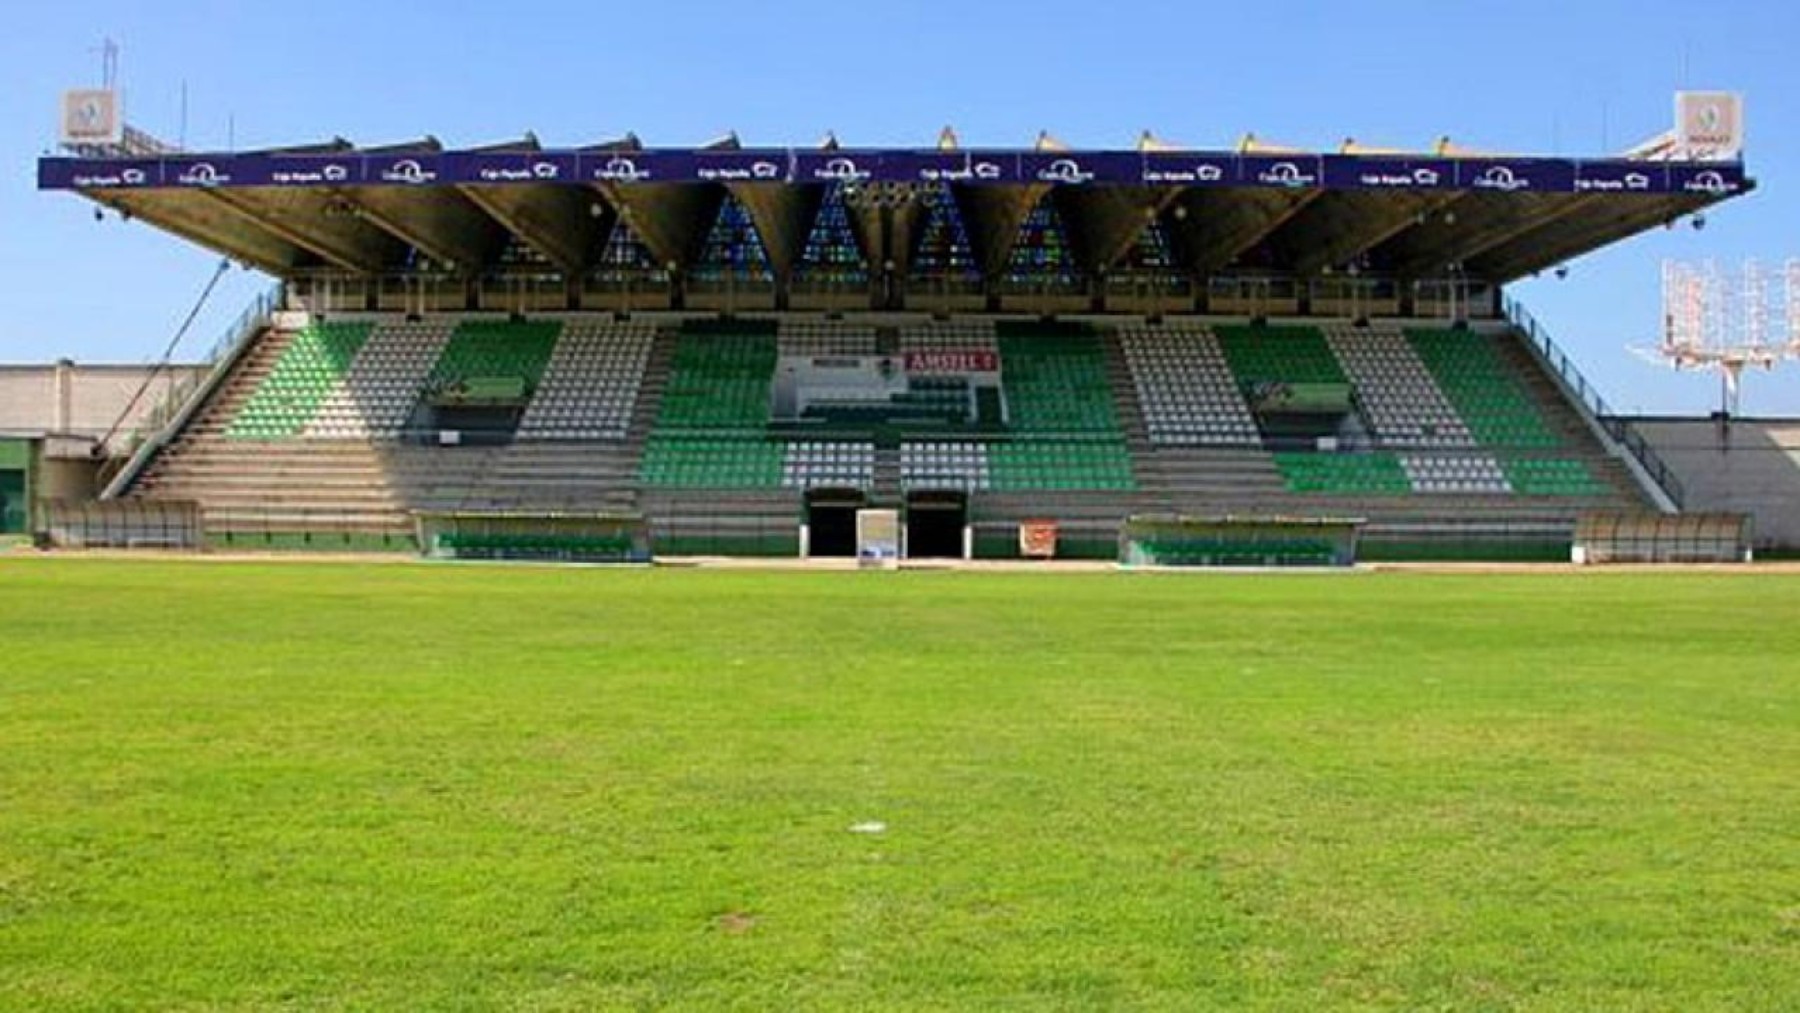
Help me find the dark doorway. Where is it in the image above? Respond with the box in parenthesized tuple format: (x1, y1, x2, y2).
(906, 491, 966, 559)
(807, 489, 864, 558)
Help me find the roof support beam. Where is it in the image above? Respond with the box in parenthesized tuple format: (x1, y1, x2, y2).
(205, 189, 404, 275)
(595, 182, 723, 272)
(1388, 194, 1586, 280)
(458, 184, 613, 275)
(727, 182, 822, 282)
(336, 187, 508, 275)
(94, 191, 305, 275)
(956, 183, 1048, 280)
(1170, 188, 1322, 275)
(1473, 196, 1697, 280)
(1054, 186, 1182, 276)
(1289, 191, 1465, 277)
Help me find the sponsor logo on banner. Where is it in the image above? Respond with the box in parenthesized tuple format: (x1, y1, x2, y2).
(1680, 169, 1738, 196)
(1575, 167, 1659, 193)
(173, 162, 229, 187)
(381, 159, 438, 185)
(1255, 161, 1319, 188)
(918, 157, 1005, 183)
(904, 350, 1000, 374)
(1470, 165, 1530, 192)
(593, 156, 651, 182)
(697, 159, 785, 182)
(69, 164, 154, 188)
(268, 161, 353, 185)
(1142, 159, 1229, 184)
(473, 160, 563, 183)
(1036, 158, 1095, 185)
(812, 156, 871, 183)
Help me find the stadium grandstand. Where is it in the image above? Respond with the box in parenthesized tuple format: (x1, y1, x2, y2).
(35, 103, 1766, 562)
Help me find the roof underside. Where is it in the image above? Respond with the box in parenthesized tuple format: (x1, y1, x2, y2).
(39, 140, 1752, 286)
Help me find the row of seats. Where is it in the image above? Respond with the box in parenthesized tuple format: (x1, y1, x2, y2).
(988, 440, 1135, 491)
(516, 321, 653, 441)
(779, 322, 878, 358)
(902, 442, 991, 492)
(1274, 452, 1412, 495)
(1324, 326, 1474, 449)
(229, 322, 373, 439)
(303, 319, 455, 439)
(656, 333, 778, 431)
(1216, 325, 1349, 388)
(425, 319, 560, 396)
(639, 436, 785, 488)
(1398, 453, 1512, 495)
(1119, 326, 1261, 446)
(782, 442, 875, 490)
(998, 334, 1120, 435)
(1407, 330, 1561, 449)
(1503, 457, 1609, 496)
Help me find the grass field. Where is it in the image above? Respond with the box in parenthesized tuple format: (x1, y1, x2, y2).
(1, 558, 1797, 1010)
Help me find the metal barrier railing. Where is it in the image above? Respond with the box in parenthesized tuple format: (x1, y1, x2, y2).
(101, 285, 286, 499)
(1501, 295, 1686, 509)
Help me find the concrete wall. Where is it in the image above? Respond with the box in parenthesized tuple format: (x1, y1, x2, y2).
(0, 362, 206, 455)
(1632, 417, 1800, 550)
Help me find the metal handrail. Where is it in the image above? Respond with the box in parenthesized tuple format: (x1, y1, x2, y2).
(1501, 294, 1686, 509)
(101, 284, 286, 499)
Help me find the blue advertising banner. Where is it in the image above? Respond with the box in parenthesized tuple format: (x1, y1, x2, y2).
(1018, 151, 1141, 185)
(1140, 152, 1235, 186)
(367, 153, 446, 187)
(1322, 156, 1454, 190)
(1239, 155, 1324, 189)
(1574, 160, 1669, 194)
(35, 149, 1751, 197)
(446, 151, 578, 186)
(1455, 158, 1578, 194)
(40, 158, 162, 190)
(883, 150, 1014, 185)
(1667, 163, 1748, 198)
(793, 150, 880, 185)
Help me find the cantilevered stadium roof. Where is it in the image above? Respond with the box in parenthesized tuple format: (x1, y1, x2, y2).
(37, 133, 1753, 284)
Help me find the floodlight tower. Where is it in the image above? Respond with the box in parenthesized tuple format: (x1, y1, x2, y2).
(1640, 258, 1800, 416)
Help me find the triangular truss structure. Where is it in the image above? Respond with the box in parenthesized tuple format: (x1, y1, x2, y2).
(693, 192, 772, 283)
(912, 185, 980, 281)
(596, 217, 665, 281)
(1003, 194, 1079, 287)
(796, 184, 866, 284)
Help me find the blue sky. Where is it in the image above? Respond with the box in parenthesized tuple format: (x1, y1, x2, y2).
(2, 0, 1796, 415)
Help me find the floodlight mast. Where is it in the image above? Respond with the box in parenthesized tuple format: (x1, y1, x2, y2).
(1644, 258, 1800, 416)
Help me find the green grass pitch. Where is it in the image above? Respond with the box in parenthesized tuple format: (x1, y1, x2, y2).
(1, 558, 1797, 1009)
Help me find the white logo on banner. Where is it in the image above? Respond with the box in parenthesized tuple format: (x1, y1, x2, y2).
(531, 161, 560, 179)
(1473, 165, 1529, 192)
(120, 168, 146, 185)
(596, 156, 650, 182)
(323, 164, 349, 182)
(1413, 167, 1442, 186)
(382, 159, 436, 185)
(752, 160, 781, 180)
(1683, 170, 1734, 195)
(1037, 158, 1095, 184)
(175, 162, 227, 186)
(816, 157, 871, 183)
(1624, 172, 1651, 190)
(1257, 161, 1317, 187)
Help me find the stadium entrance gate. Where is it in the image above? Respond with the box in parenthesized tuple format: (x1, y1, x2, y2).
(804, 489, 864, 558)
(906, 491, 968, 559)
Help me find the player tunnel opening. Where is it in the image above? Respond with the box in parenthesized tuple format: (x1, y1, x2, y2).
(805, 489, 865, 558)
(905, 490, 967, 559)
